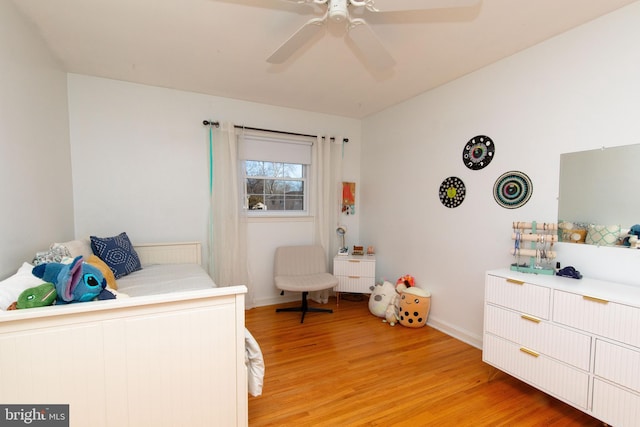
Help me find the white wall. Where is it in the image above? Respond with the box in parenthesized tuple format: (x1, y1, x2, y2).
(0, 0, 74, 278)
(67, 74, 362, 306)
(360, 2, 640, 348)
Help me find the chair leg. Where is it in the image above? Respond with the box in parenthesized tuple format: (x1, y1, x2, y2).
(276, 291, 333, 323)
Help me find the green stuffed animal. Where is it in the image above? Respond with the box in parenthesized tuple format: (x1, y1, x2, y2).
(16, 283, 57, 309)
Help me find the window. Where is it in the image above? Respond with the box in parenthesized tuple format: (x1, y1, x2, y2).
(239, 132, 313, 216)
(245, 161, 306, 212)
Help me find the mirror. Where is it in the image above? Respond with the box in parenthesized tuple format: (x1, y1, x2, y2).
(558, 144, 640, 245)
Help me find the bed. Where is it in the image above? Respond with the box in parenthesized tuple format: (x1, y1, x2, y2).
(0, 241, 258, 427)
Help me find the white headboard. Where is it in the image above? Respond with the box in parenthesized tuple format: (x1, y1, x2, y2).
(133, 242, 202, 266)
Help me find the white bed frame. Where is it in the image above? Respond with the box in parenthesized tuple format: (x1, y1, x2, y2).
(0, 242, 248, 427)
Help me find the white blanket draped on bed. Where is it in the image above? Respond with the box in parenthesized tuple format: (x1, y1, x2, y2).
(245, 328, 264, 397)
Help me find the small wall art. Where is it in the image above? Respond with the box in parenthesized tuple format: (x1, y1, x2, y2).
(462, 135, 495, 170)
(493, 171, 532, 209)
(439, 176, 466, 208)
(342, 181, 356, 215)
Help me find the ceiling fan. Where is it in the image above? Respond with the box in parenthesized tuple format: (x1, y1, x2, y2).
(267, 0, 480, 69)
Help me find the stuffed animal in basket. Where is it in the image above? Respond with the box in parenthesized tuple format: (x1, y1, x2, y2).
(368, 281, 396, 318)
(382, 275, 416, 326)
(32, 256, 113, 304)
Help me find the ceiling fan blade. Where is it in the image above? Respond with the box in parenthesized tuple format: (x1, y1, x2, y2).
(362, 0, 480, 12)
(346, 19, 395, 70)
(267, 17, 326, 64)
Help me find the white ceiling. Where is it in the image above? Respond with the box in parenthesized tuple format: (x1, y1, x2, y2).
(12, 0, 638, 119)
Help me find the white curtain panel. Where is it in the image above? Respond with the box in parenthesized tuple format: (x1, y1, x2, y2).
(208, 122, 252, 307)
(311, 135, 343, 304)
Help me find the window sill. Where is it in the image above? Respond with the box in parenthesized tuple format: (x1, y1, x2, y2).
(247, 215, 313, 224)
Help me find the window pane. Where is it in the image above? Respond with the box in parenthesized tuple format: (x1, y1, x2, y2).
(282, 163, 303, 179)
(246, 178, 264, 194)
(246, 161, 276, 177)
(264, 195, 284, 211)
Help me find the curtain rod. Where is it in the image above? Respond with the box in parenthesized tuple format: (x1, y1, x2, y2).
(202, 120, 348, 143)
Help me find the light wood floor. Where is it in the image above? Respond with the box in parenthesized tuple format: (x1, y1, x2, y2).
(246, 296, 603, 427)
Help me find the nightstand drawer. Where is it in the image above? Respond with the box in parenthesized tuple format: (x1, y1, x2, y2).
(334, 276, 373, 293)
(333, 258, 375, 277)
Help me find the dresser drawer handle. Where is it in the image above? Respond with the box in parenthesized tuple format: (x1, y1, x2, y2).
(348, 275, 360, 279)
(506, 278, 525, 285)
(521, 314, 541, 324)
(348, 260, 361, 263)
(519, 347, 540, 358)
(583, 295, 609, 304)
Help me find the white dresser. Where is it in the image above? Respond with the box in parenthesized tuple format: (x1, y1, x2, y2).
(333, 255, 376, 300)
(483, 269, 640, 427)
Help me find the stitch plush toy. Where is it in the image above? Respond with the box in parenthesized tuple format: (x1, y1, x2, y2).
(623, 224, 640, 247)
(32, 256, 112, 304)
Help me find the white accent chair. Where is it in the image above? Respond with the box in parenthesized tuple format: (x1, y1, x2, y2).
(274, 245, 338, 323)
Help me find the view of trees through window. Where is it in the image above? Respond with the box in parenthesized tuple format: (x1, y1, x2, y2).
(245, 161, 305, 211)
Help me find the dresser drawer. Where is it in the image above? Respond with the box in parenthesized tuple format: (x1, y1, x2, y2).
(485, 274, 550, 319)
(553, 290, 640, 348)
(333, 258, 375, 277)
(484, 305, 591, 370)
(483, 334, 589, 409)
(592, 378, 640, 427)
(594, 339, 640, 393)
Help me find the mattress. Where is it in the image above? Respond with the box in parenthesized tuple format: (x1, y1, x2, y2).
(116, 263, 216, 297)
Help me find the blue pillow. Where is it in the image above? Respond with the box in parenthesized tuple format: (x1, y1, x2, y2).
(90, 232, 142, 279)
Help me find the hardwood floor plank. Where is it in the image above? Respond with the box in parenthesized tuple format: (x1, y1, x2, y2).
(247, 297, 602, 426)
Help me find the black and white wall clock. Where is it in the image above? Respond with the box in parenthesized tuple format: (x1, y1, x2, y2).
(439, 176, 466, 208)
(493, 171, 532, 209)
(462, 135, 495, 170)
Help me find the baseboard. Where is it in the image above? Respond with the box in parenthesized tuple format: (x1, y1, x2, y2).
(427, 316, 483, 350)
(252, 294, 300, 307)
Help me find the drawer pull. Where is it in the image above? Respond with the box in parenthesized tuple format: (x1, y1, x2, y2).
(521, 314, 541, 324)
(583, 295, 609, 305)
(348, 275, 361, 279)
(519, 347, 540, 358)
(506, 278, 525, 285)
(348, 260, 361, 263)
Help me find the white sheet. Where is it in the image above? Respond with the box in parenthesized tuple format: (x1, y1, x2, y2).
(245, 328, 265, 397)
(116, 264, 216, 297)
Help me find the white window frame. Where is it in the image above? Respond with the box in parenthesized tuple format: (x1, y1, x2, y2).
(239, 131, 313, 217)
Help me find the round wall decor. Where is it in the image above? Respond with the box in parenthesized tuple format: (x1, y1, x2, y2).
(439, 176, 466, 208)
(493, 171, 532, 209)
(463, 135, 495, 170)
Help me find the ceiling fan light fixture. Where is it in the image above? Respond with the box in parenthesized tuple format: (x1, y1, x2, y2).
(329, 0, 349, 22)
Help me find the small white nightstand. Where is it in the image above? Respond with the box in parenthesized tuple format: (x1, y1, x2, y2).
(333, 254, 376, 304)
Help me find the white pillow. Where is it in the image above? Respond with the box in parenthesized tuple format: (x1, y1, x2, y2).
(56, 238, 93, 260)
(0, 263, 47, 310)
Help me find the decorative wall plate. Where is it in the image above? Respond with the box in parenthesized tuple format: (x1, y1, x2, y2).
(463, 135, 495, 170)
(493, 171, 532, 209)
(439, 176, 466, 208)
